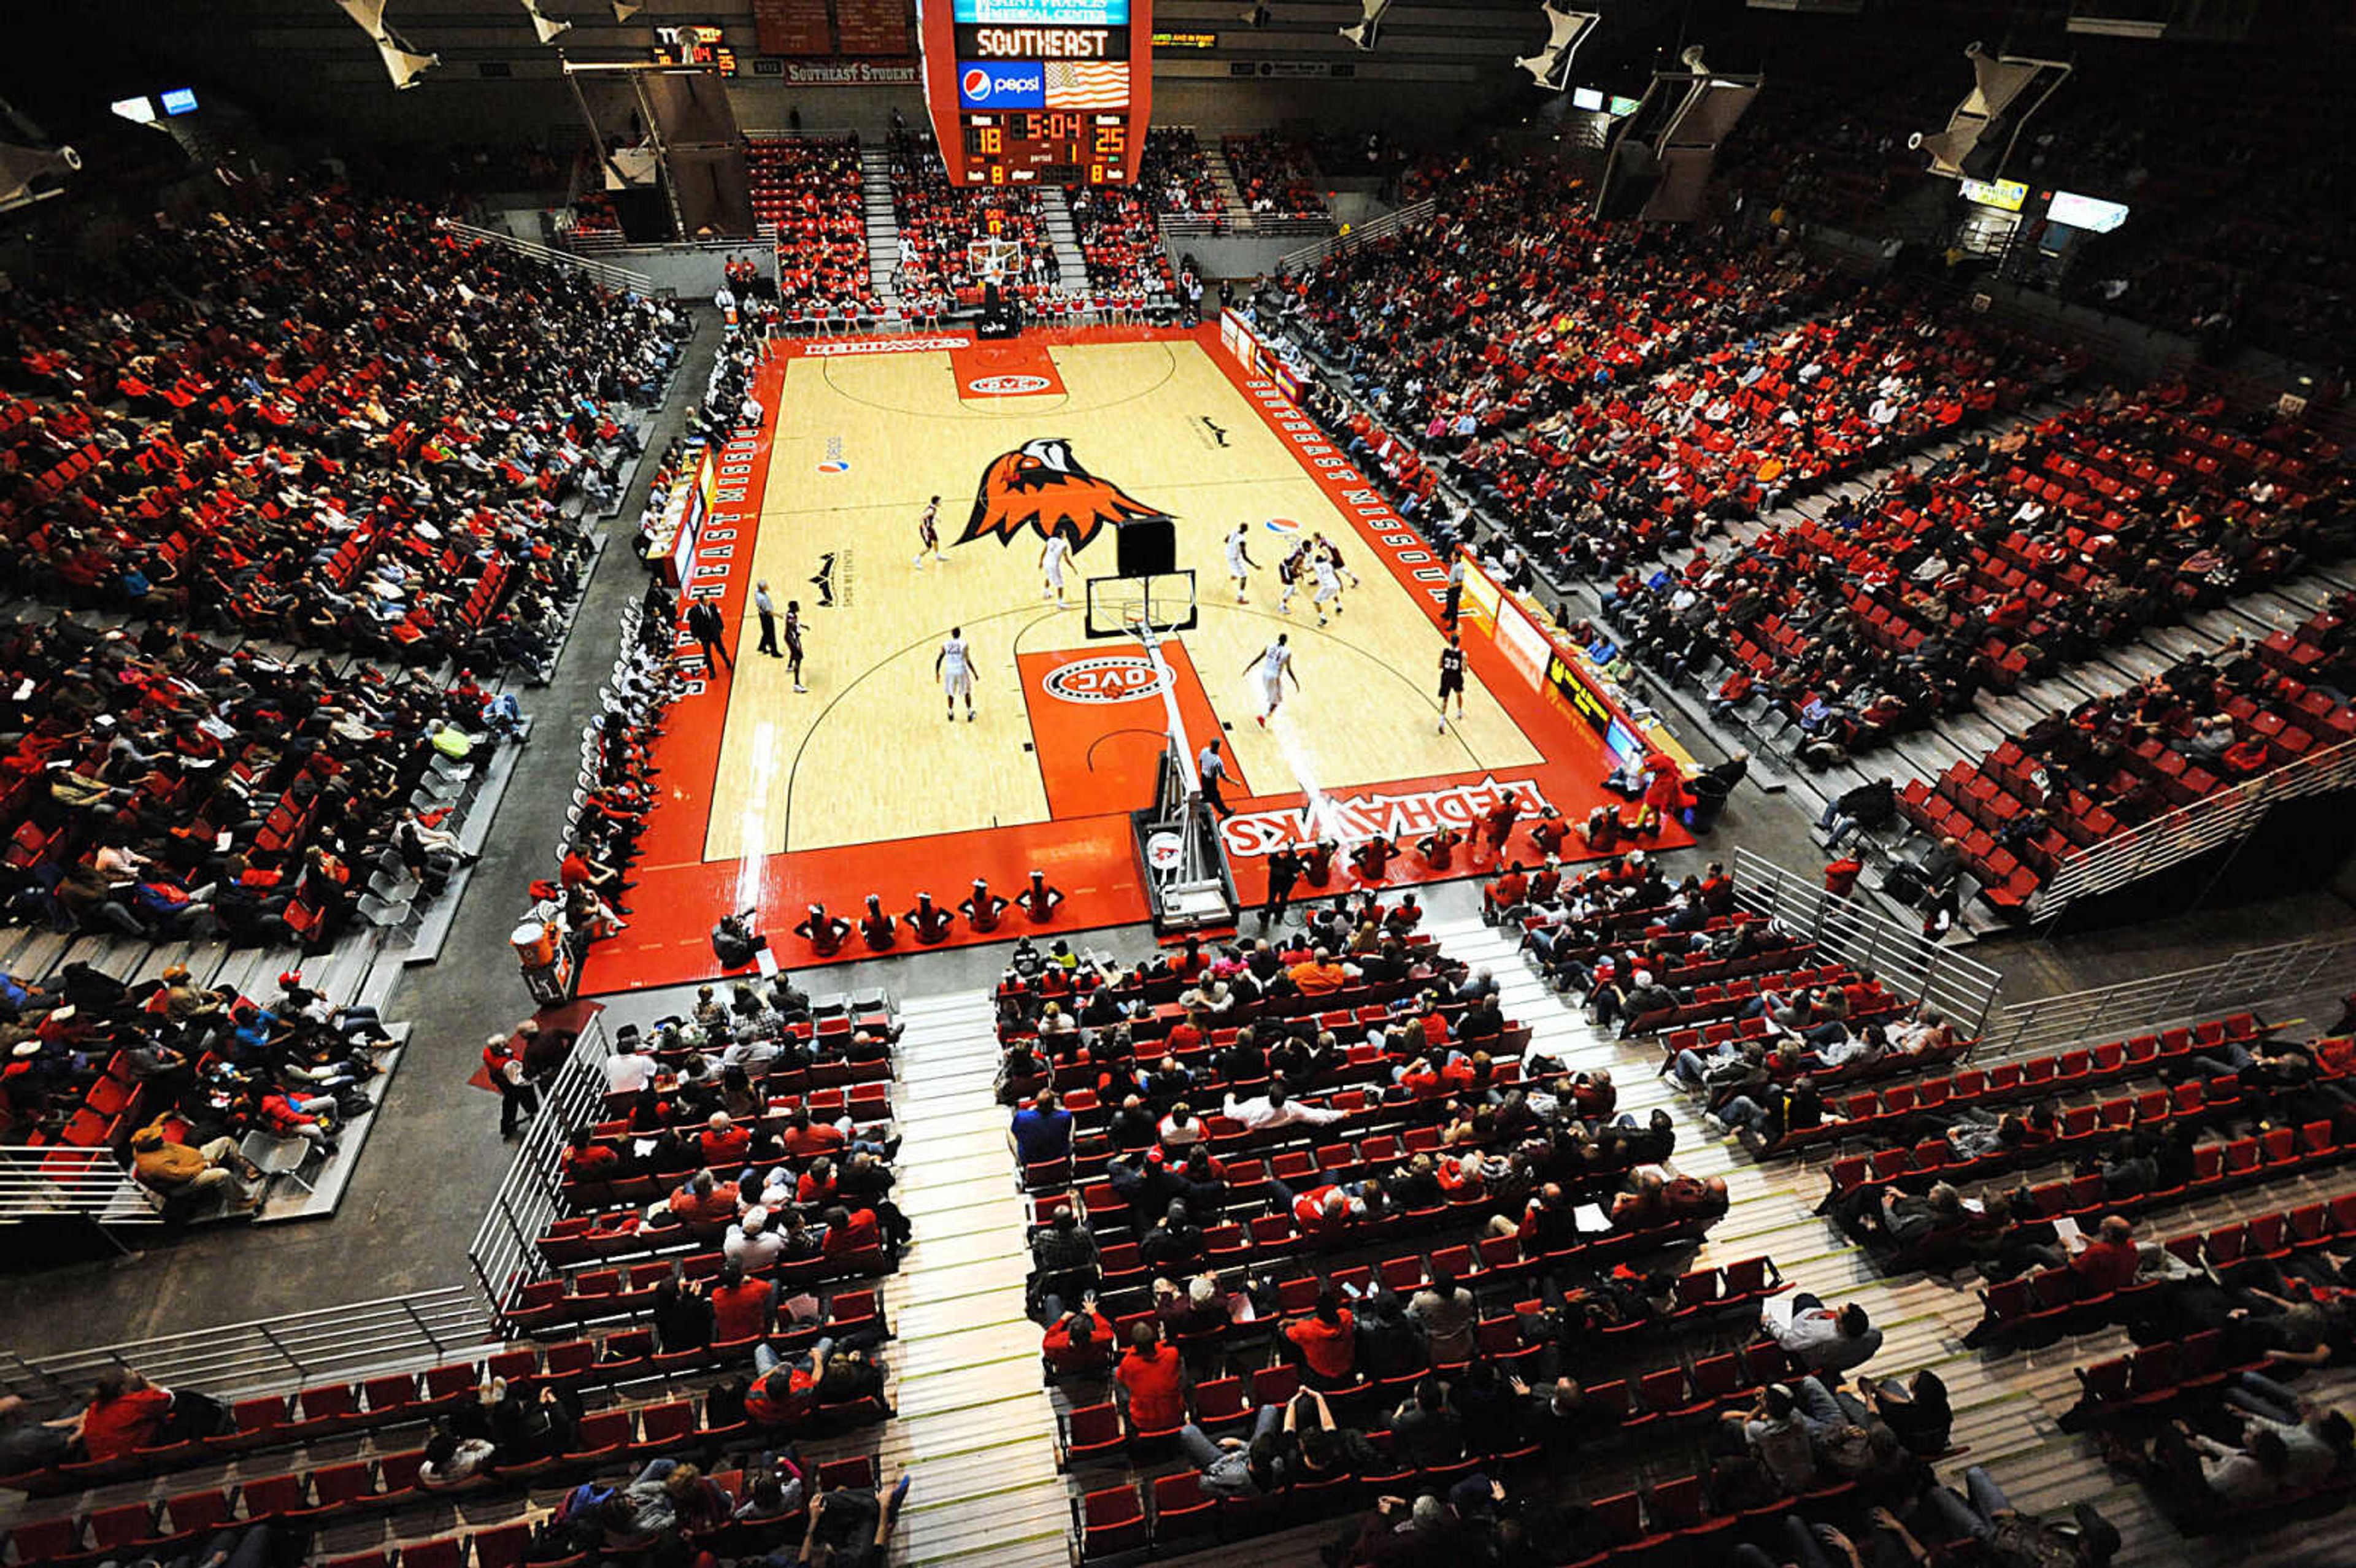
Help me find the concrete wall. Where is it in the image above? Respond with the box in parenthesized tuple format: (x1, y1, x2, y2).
(1164, 234, 1321, 283)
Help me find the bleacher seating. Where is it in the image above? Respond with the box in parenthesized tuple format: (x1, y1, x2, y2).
(747, 135, 877, 328)
(884, 131, 1047, 315)
(1897, 618, 2356, 912)
(0, 184, 669, 671)
(1222, 134, 1328, 221)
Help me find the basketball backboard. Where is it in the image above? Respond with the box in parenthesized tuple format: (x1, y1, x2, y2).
(1084, 569, 1199, 640)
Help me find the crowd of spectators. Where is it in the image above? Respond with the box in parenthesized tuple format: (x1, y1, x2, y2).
(1596, 379, 2345, 760)
(2, 959, 395, 1207)
(1441, 294, 2064, 577)
(1223, 133, 1330, 221)
(1275, 154, 1842, 442)
(1899, 607, 2356, 909)
(10, 1362, 912, 1565)
(1140, 127, 1224, 222)
(883, 131, 1047, 315)
(1065, 183, 1177, 309)
(0, 610, 521, 950)
(0, 181, 679, 670)
(1013, 924, 2146, 1566)
(747, 136, 877, 323)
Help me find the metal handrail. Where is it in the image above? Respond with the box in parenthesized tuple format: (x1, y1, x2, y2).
(2034, 734, 2356, 915)
(1730, 847, 2006, 1036)
(0, 1144, 153, 1224)
(0, 1286, 496, 1415)
(434, 217, 656, 296)
(1276, 198, 1438, 275)
(1981, 929, 2356, 1062)
(465, 1017, 614, 1320)
(1163, 213, 1337, 241)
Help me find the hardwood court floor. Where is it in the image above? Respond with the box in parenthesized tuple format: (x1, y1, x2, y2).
(580, 326, 1686, 995)
(709, 332, 1538, 853)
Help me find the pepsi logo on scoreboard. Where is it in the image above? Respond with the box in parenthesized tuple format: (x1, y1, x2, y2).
(958, 61, 1046, 108)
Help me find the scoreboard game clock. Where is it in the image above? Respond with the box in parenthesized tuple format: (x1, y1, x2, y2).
(920, 0, 1153, 185)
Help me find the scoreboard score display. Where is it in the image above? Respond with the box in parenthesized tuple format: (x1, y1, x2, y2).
(920, 0, 1152, 185)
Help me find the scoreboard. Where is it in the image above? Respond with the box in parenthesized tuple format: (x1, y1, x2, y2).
(920, 0, 1152, 185)
(652, 23, 737, 72)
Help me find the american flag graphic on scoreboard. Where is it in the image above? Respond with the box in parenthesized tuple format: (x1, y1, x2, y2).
(1044, 62, 1130, 109)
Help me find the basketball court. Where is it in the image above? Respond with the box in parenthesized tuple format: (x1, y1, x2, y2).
(578, 321, 1692, 994)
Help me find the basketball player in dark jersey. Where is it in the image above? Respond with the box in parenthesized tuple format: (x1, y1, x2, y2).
(1436, 633, 1466, 732)
(1276, 540, 1310, 615)
(913, 495, 942, 568)
(784, 600, 807, 693)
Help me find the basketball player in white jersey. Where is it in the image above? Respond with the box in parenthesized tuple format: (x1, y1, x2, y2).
(1040, 529, 1074, 606)
(1275, 539, 1310, 614)
(1225, 523, 1258, 604)
(912, 495, 943, 568)
(1244, 632, 1298, 727)
(1315, 532, 1361, 590)
(1436, 632, 1466, 732)
(935, 625, 976, 721)
(1311, 547, 1344, 626)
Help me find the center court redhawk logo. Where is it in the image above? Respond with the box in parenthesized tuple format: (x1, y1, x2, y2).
(958, 437, 1165, 553)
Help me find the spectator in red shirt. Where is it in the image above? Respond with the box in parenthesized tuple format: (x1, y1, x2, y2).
(1283, 1288, 1358, 1388)
(1289, 1182, 1368, 1242)
(820, 1204, 885, 1259)
(796, 1158, 839, 1209)
(1115, 1324, 1187, 1435)
(77, 1369, 178, 1461)
(2068, 1215, 2142, 1293)
(779, 1107, 848, 1161)
(708, 1261, 777, 1343)
(1484, 863, 1529, 920)
(561, 1129, 620, 1183)
(1823, 857, 1863, 899)
(699, 1110, 753, 1169)
(1043, 1304, 1118, 1376)
(648, 1169, 737, 1228)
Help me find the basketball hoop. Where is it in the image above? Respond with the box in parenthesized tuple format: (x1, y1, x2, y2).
(968, 236, 1022, 286)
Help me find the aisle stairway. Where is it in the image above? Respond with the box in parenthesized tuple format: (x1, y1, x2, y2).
(858, 148, 907, 321)
(1194, 131, 1250, 229)
(874, 991, 1069, 1568)
(1039, 188, 1089, 297)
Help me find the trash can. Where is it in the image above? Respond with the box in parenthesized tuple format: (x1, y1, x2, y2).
(1684, 775, 1733, 834)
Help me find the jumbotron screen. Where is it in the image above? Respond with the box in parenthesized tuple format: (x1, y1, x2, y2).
(921, 0, 1152, 184)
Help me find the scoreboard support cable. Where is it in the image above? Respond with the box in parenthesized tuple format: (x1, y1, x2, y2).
(919, 0, 1153, 185)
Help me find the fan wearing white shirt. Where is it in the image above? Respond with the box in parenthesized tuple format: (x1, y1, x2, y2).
(605, 1039, 656, 1096)
(1222, 1082, 1345, 1132)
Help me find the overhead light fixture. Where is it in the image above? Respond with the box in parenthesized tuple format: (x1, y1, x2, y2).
(0, 142, 80, 212)
(333, 0, 442, 90)
(1339, 0, 1393, 50)
(1515, 4, 1600, 90)
(1911, 42, 2071, 182)
(522, 0, 572, 44)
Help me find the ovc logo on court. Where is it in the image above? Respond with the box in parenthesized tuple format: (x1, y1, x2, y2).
(1042, 655, 1170, 705)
